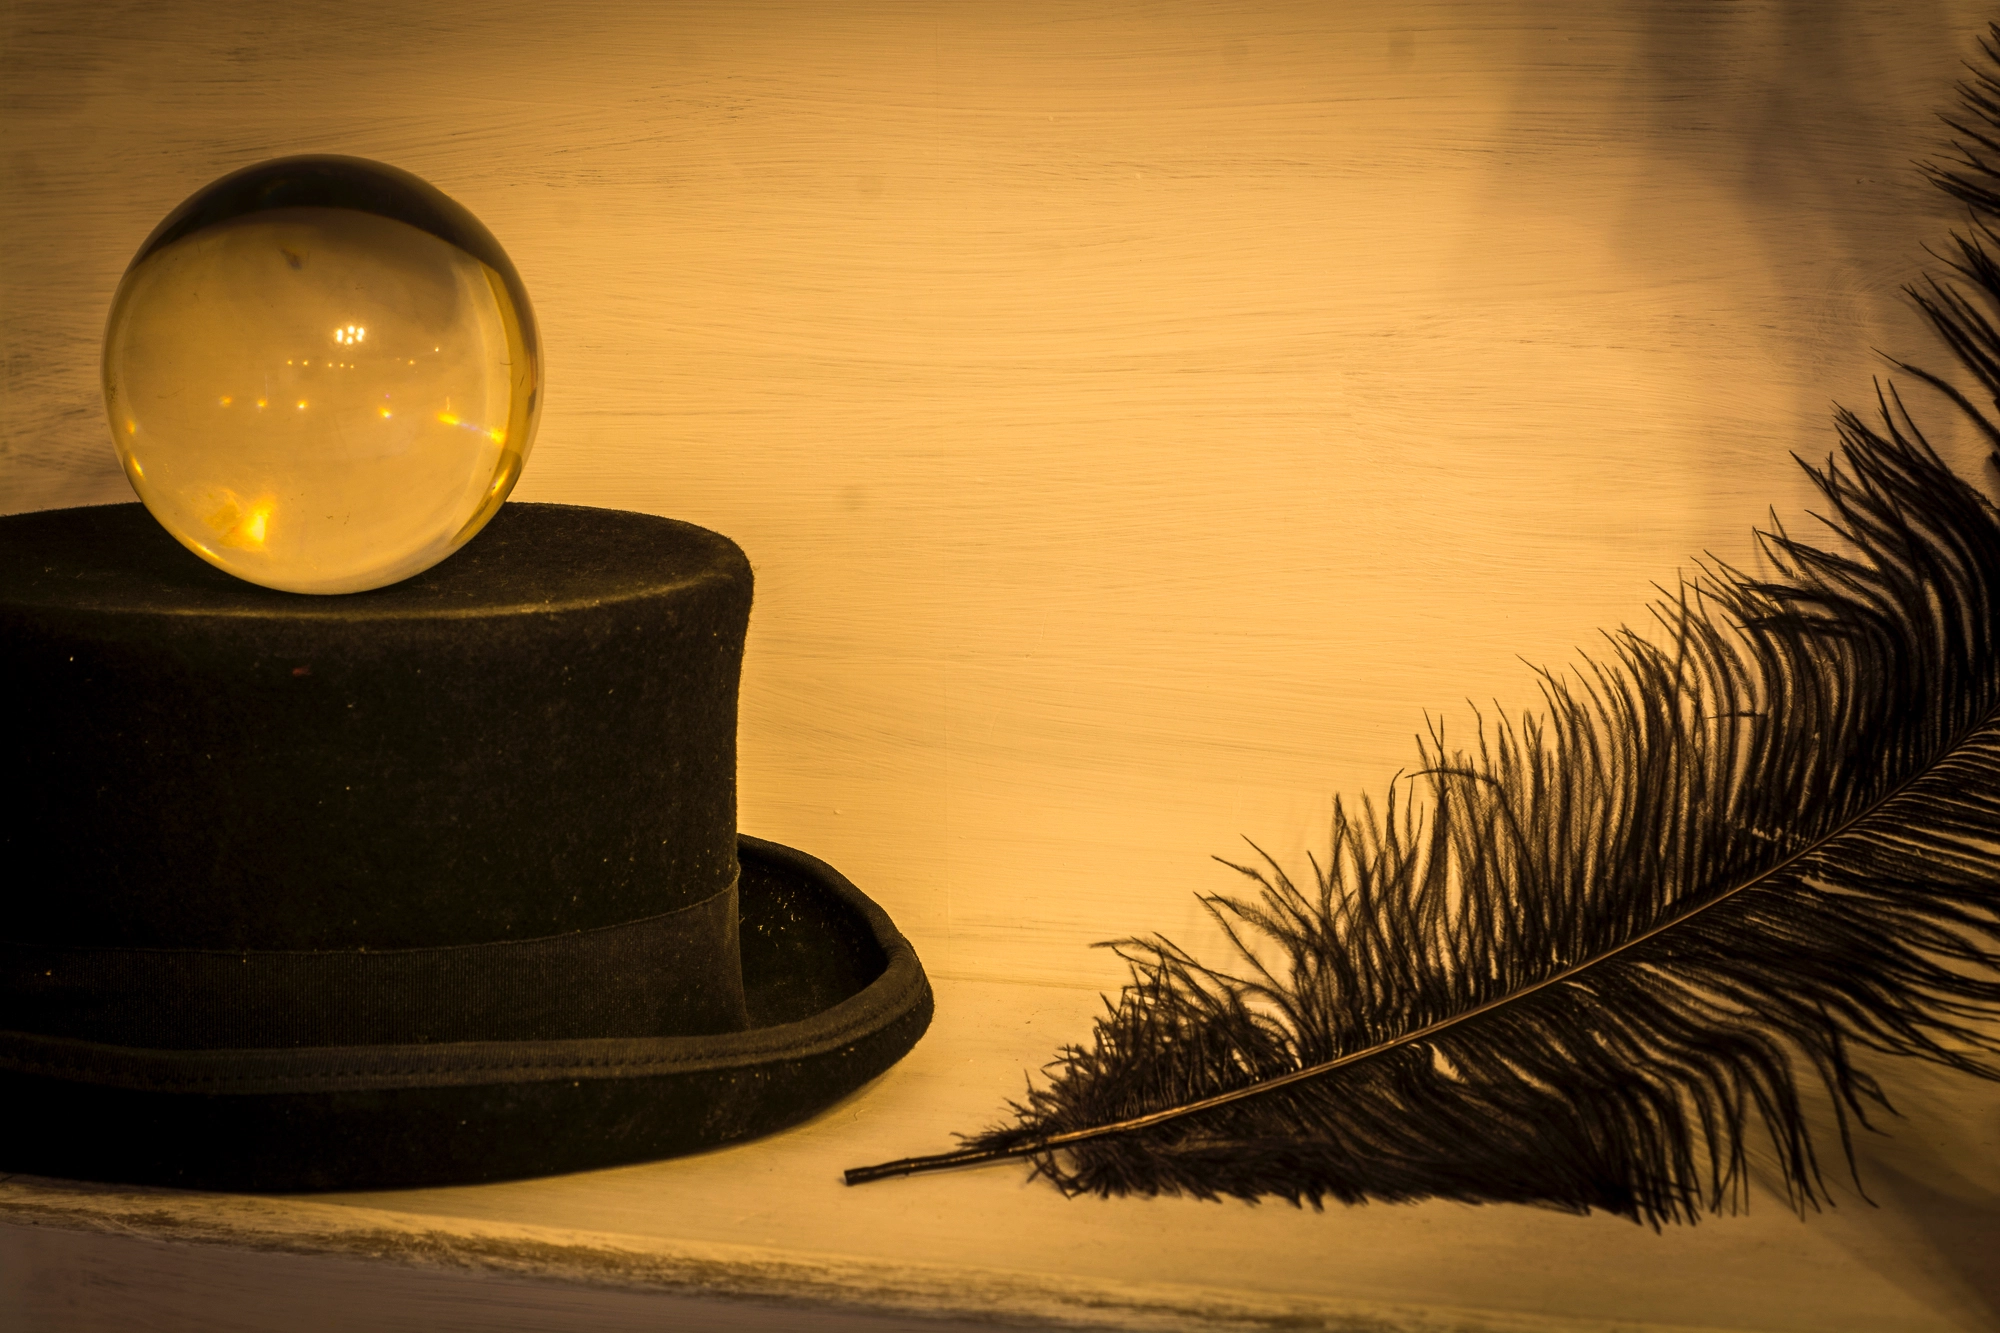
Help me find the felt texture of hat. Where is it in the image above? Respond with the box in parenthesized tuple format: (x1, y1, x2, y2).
(1, 835, 932, 1190)
(0, 503, 931, 1190)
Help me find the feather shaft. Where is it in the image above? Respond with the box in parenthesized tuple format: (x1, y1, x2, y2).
(844, 716, 1998, 1187)
(846, 31, 2000, 1220)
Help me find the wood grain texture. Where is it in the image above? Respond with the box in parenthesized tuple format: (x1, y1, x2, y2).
(3, 1, 1998, 1329)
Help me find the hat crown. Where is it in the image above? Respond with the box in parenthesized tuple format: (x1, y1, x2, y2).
(1, 502, 750, 953)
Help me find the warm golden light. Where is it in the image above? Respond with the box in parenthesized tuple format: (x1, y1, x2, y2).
(101, 158, 541, 594)
(207, 493, 273, 550)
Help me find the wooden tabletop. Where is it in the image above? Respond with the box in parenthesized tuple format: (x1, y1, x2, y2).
(5, 972, 1998, 1330)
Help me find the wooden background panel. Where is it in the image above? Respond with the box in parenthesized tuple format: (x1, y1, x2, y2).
(6, 0, 1991, 988)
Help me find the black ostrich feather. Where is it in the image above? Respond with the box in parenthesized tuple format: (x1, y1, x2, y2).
(845, 36, 2000, 1225)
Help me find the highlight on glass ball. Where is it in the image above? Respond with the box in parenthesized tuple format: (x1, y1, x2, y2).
(101, 156, 541, 594)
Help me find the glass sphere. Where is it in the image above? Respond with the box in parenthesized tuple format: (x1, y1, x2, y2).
(102, 156, 541, 594)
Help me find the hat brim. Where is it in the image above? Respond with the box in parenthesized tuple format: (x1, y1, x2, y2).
(0, 836, 932, 1191)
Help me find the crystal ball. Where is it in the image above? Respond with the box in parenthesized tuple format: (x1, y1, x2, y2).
(102, 156, 542, 594)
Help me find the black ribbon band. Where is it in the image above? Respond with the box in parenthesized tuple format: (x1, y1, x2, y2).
(0, 878, 747, 1050)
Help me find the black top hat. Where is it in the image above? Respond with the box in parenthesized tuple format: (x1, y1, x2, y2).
(0, 502, 931, 1190)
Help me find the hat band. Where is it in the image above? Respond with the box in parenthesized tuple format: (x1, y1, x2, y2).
(0, 876, 748, 1050)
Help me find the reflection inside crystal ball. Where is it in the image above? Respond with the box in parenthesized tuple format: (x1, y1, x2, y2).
(103, 157, 540, 594)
